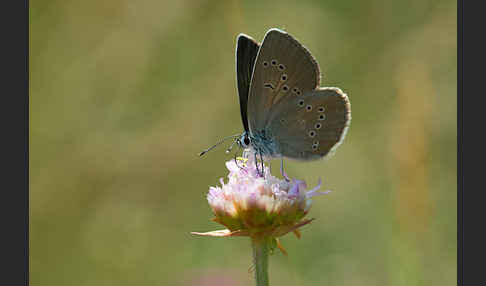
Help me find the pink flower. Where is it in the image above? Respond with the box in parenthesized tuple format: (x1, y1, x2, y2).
(192, 150, 329, 253)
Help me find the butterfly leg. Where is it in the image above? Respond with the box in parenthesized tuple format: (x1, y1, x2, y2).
(234, 154, 245, 170)
(254, 152, 261, 176)
(259, 151, 265, 178)
(280, 157, 290, 182)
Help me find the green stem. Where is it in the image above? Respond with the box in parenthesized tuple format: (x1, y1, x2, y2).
(251, 236, 270, 286)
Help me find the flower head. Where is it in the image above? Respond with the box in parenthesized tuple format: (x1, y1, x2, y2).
(193, 150, 329, 251)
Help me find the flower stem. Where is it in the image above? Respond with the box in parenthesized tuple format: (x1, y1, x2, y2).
(251, 236, 270, 286)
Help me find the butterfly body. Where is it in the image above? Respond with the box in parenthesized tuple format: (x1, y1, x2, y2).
(244, 129, 278, 159)
(235, 28, 351, 164)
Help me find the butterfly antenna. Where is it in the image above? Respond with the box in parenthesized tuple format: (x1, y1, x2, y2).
(225, 138, 238, 154)
(199, 134, 240, 157)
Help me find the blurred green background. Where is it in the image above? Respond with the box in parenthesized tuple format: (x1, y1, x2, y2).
(30, 0, 456, 285)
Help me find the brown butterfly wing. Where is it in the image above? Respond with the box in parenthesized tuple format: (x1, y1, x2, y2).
(267, 87, 351, 160)
(247, 28, 320, 132)
(236, 34, 260, 133)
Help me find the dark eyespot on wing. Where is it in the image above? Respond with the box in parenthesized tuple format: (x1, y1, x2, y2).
(264, 83, 275, 89)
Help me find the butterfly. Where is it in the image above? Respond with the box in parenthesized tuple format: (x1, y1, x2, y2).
(202, 28, 351, 176)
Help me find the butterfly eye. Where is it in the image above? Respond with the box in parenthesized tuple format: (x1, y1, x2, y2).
(306, 105, 313, 112)
(308, 130, 317, 138)
(278, 64, 285, 71)
(282, 85, 289, 92)
(281, 74, 287, 81)
(271, 60, 277, 66)
(297, 90, 301, 95)
(318, 106, 325, 112)
(244, 137, 250, 145)
(318, 114, 326, 121)
(298, 99, 305, 107)
(314, 123, 322, 130)
(263, 61, 269, 67)
(312, 143, 319, 151)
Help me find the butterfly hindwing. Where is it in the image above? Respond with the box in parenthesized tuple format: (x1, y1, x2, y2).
(247, 28, 320, 132)
(236, 34, 260, 133)
(267, 87, 351, 160)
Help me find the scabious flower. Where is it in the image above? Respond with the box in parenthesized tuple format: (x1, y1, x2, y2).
(192, 150, 329, 254)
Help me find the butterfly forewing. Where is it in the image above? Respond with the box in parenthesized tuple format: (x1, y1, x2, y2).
(236, 34, 260, 133)
(267, 87, 351, 160)
(247, 29, 320, 132)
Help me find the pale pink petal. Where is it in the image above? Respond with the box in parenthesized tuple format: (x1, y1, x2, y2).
(191, 229, 249, 237)
(305, 178, 331, 198)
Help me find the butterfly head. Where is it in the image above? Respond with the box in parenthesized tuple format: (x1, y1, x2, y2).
(237, 131, 251, 149)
